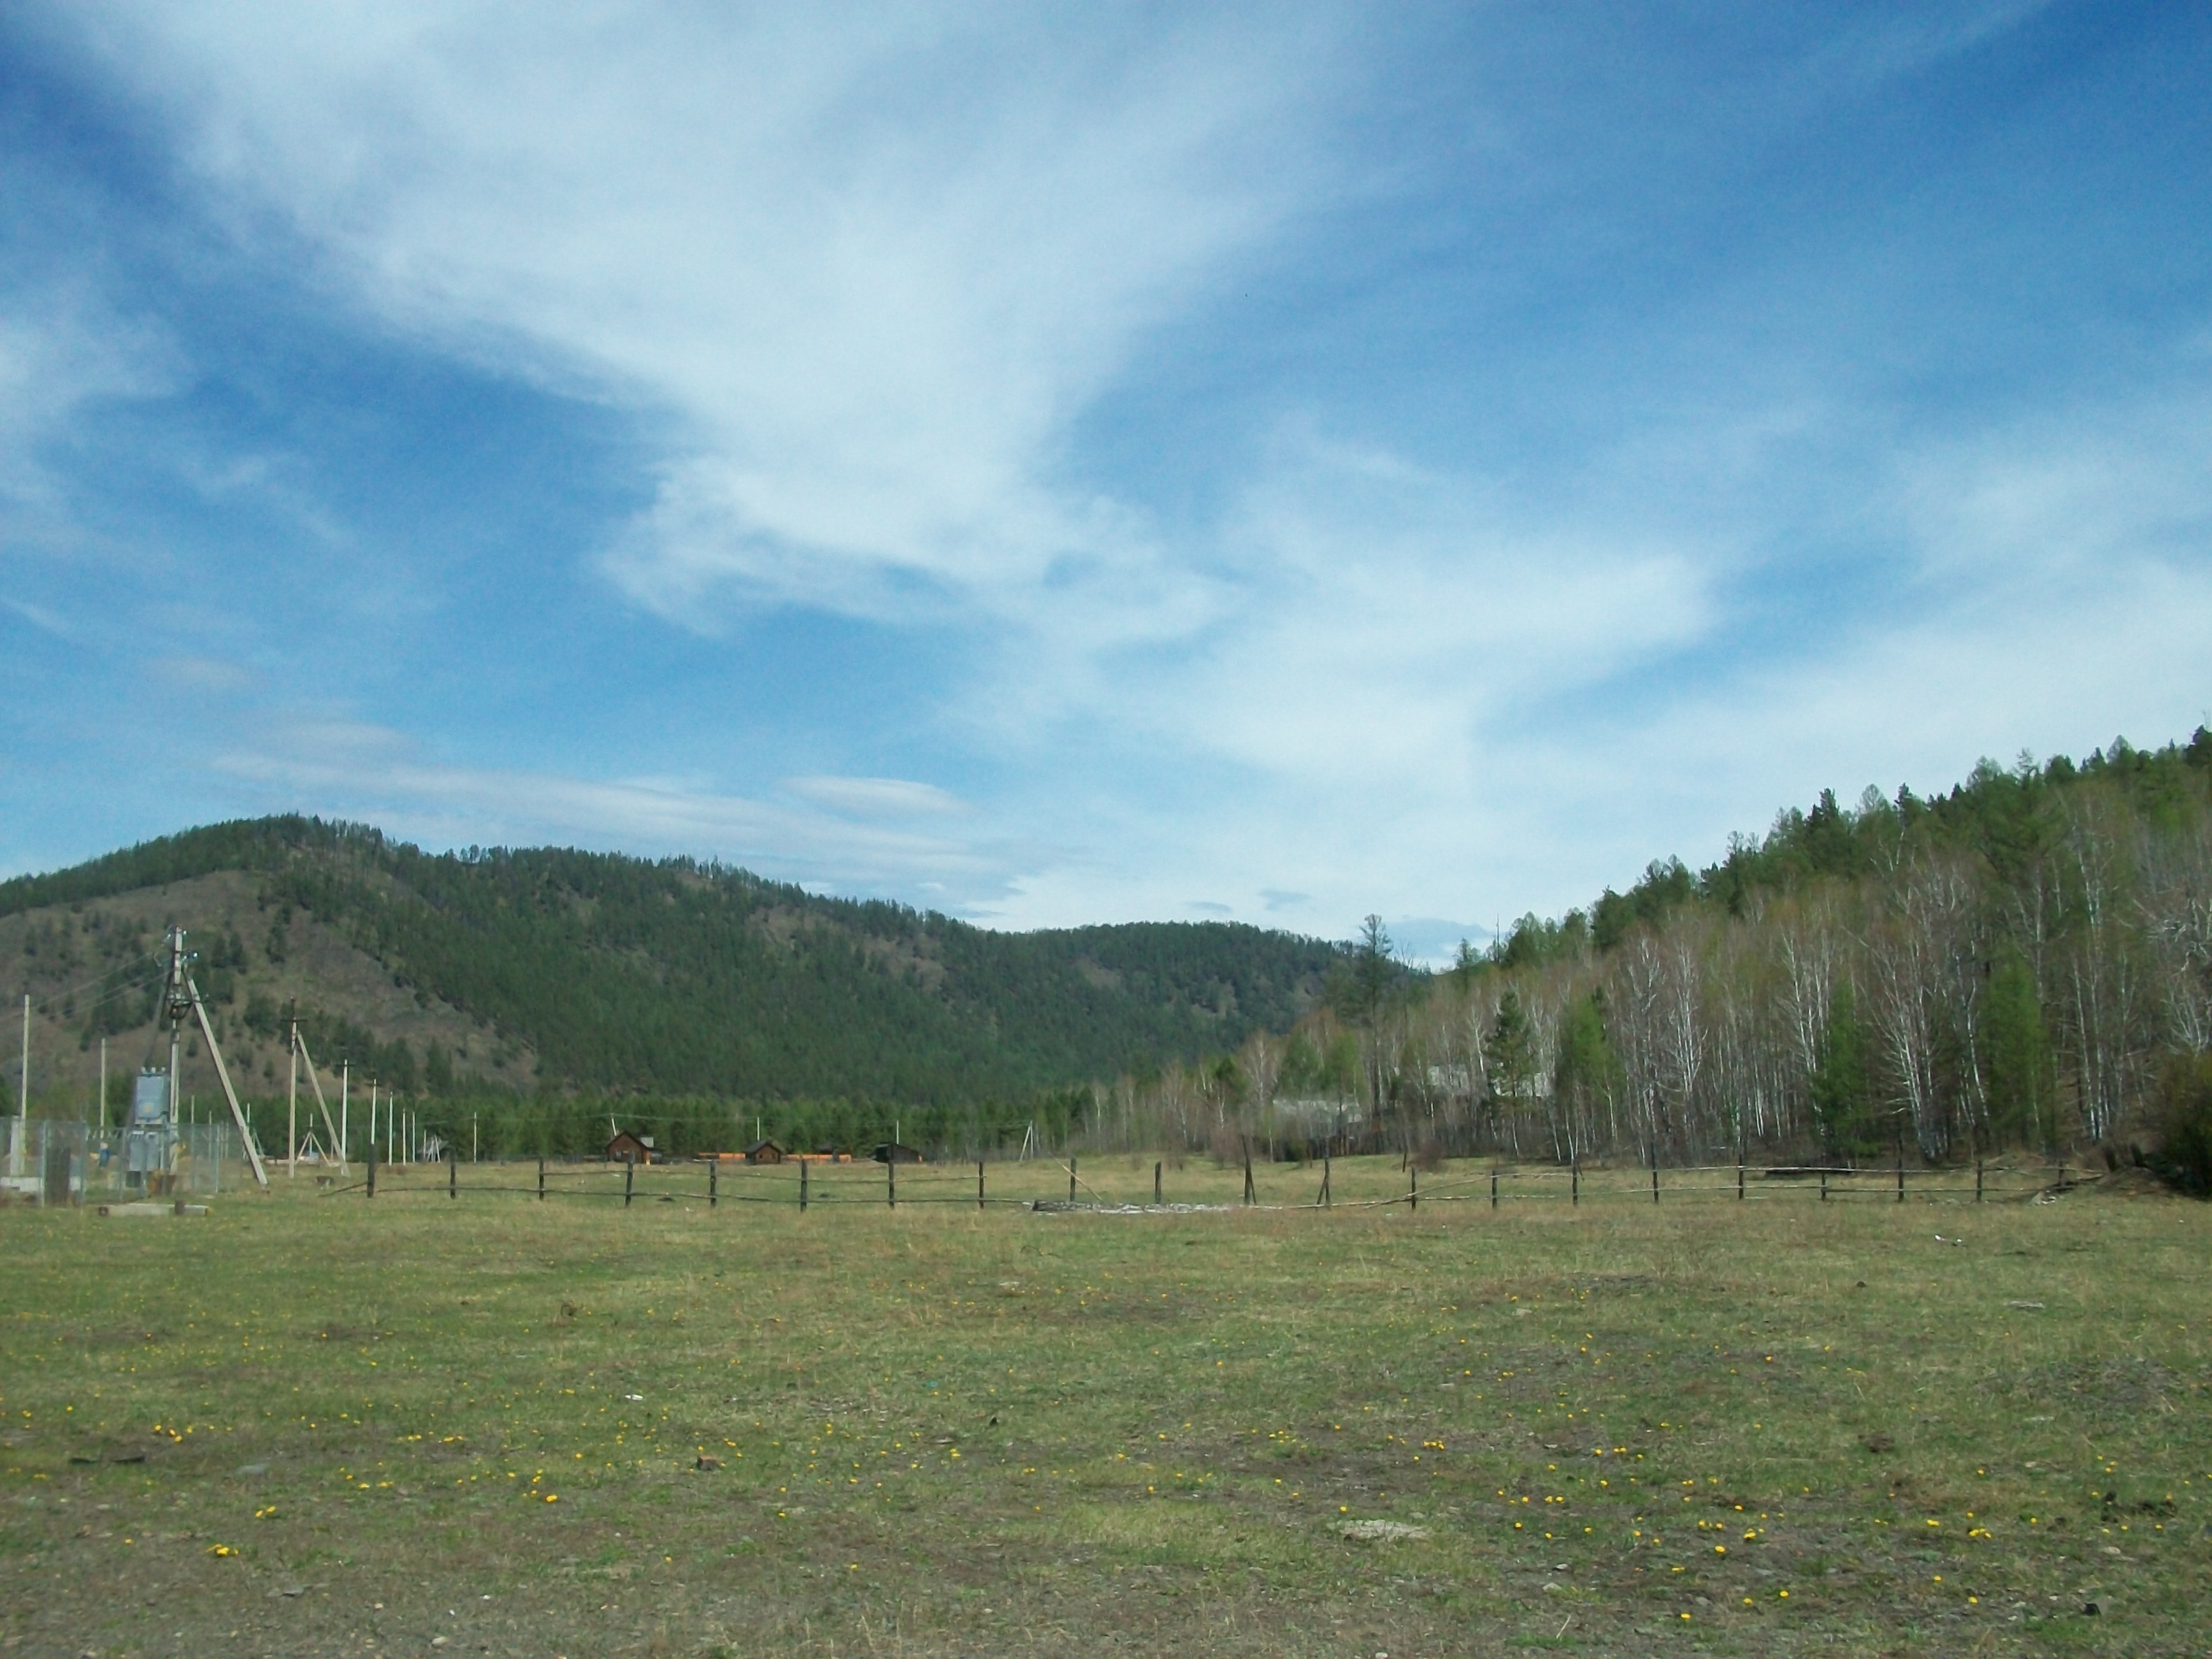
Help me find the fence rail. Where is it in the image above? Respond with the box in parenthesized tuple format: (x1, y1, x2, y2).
(0, 1119, 2103, 1213)
(324, 1151, 2094, 1213)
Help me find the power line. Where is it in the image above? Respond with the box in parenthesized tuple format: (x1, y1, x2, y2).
(17, 951, 167, 1016)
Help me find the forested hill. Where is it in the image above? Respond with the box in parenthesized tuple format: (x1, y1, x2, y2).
(1239, 728, 2212, 1176)
(0, 818, 1340, 1109)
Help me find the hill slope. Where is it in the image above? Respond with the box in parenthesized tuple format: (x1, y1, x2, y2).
(0, 818, 1340, 1119)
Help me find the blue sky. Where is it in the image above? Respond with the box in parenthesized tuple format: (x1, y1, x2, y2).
(3, 3, 2209, 958)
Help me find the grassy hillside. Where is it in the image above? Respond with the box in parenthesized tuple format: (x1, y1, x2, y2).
(0, 818, 1340, 1132)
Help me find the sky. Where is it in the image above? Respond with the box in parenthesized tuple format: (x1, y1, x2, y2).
(2, 3, 2209, 959)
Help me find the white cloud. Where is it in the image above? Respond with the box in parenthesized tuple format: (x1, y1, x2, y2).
(963, 374, 2212, 936)
(2, 596, 76, 640)
(784, 775, 972, 821)
(0, 284, 178, 512)
(82, 3, 1343, 631)
(1484, 384, 2212, 907)
(213, 719, 1018, 898)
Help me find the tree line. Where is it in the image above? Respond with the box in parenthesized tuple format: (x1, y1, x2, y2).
(1092, 731, 2212, 1174)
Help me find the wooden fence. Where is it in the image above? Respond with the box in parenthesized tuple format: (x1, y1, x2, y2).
(326, 1149, 2097, 1211)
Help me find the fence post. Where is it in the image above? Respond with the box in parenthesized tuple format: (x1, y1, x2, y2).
(1409, 1163, 1417, 1212)
(1154, 1160, 1163, 1205)
(1571, 1159, 1579, 1206)
(1321, 1152, 1331, 1209)
(1651, 1161, 1660, 1206)
(977, 1158, 986, 1210)
(1491, 1168, 1498, 1210)
(1737, 1154, 1745, 1202)
(1242, 1137, 1255, 1206)
(1976, 1158, 1983, 1203)
(449, 1152, 457, 1200)
(366, 1144, 376, 1199)
(1820, 1168, 1827, 1203)
(1069, 1155, 1077, 1205)
(624, 1158, 635, 1207)
(538, 1157, 546, 1200)
(710, 1160, 718, 1209)
(1895, 1131, 1905, 1204)
(800, 1158, 809, 1212)
(888, 1155, 896, 1209)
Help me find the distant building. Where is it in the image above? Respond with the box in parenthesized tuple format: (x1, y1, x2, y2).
(743, 1139, 786, 1164)
(605, 1130, 655, 1165)
(871, 1142, 923, 1165)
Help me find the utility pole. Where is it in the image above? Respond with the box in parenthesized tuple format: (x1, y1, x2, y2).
(166, 937, 183, 1170)
(340, 1059, 348, 1163)
(287, 1004, 299, 1179)
(99, 1037, 108, 1132)
(288, 1026, 346, 1175)
(160, 926, 267, 1188)
(13, 989, 26, 1177)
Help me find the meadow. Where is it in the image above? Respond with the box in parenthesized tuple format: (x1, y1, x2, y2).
(1, 1155, 2206, 1656)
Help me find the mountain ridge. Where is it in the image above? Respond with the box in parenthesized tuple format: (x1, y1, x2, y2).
(0, 816, 1342, 1123)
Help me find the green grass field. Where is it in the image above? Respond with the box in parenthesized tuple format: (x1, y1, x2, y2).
(3, 1154, 2206, 1656)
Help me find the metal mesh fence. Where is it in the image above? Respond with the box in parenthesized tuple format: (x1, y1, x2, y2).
(0, 1118, 248, 1205)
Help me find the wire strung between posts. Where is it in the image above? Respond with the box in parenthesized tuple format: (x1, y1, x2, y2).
(328, 1157, 2055, 1207)
(20, 956, 169, 1017)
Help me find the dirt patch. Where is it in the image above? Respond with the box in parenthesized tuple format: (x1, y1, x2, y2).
(2025, 1356, 2178, 1409)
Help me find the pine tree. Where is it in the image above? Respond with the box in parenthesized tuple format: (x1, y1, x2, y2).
(1810, 983, 1876, 1160)
(1981, 947, 2057, 1151)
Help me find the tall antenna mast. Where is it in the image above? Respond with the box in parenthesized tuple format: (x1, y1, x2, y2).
(164, 926, 269, 1189)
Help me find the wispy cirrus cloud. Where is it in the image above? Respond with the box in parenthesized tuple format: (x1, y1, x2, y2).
(216, 721, 1020, 900)
(80, 3, 1346, 633)
(0, 283, 178, 515)
(784, 775, 972, 821)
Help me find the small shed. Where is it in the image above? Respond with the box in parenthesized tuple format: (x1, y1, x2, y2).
(743, 1138, 786, 1165)
(871, 1141, 924, 1165)
(605, 1130, 655, 1165)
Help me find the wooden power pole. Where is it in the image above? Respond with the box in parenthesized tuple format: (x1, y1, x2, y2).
(287, 1005, 299, 1179)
